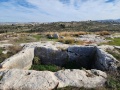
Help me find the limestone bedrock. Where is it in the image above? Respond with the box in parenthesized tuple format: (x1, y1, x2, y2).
(0, 69, 107, 90)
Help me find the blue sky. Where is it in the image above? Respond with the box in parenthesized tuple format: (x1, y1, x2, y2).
(0, 0, 120, 22)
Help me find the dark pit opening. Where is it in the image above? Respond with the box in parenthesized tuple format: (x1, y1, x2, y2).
(30, 46, 101, 71)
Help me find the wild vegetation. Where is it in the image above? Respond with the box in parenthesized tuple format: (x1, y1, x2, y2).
(30, 56, 61, 72)
(0, 21, 120, 33)
(58, 38, 84, 45)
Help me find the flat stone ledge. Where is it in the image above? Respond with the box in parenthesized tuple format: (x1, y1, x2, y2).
(0, 69, 107, 90)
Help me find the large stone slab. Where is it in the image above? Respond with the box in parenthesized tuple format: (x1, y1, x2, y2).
(1, 48, 34, 70)
(0, 69, 107, 90)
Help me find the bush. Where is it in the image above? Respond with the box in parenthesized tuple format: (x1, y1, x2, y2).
(58, 38, 74, 44)
(96, 31, 110, 36)
(65, 39, 75, 44)
(33, 56, 41, 65)
(58, 38, 84, 45)
(105, 71, 120, 90)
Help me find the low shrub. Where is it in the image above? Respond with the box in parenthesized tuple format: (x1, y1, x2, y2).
(105, 70, 120, 90)
(58, 38, 74, 44)
(0, 48, 4, 55)
(106, 49, 120, 61)
(96, 31, 110, 36)
(58, 38, 83, 45)
(33, 56, 41, 65)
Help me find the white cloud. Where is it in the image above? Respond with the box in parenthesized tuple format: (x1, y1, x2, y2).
(0, 0, 120, 22)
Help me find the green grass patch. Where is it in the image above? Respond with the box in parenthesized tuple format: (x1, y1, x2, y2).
(0, 48, 4, 55)
(106, 76, 120, 89)
(105, 71, 120, 90)
(30, 64, 62, 72)
(32, 35, 42, 41)
(107, 38, 120, 46)
(32, 34, 58, 42)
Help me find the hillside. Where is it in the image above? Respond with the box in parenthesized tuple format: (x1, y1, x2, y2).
(0, 21, 120, 33)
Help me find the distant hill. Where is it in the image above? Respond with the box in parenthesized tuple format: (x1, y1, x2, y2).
(0, 20, 120, 33)
(116, 19, 120, 22)
(0, 19, 120, 25)
(97, 19, 120, 23)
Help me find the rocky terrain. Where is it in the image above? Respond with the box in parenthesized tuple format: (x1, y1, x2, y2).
(0, 30, 119, 90)
(0, 41, 119, 90)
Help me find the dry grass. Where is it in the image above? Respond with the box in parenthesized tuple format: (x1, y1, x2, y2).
(43, 31, 87, 37)
(58, 37, 84, 45)
(0, 45, 22, 63)
(0, 35, 5, 41)
(7, 45, 22, 54)
(59, 31, 87, 36)
(96, 31, 110, 36)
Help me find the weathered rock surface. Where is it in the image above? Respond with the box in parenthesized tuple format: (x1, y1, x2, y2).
(53, 33, 59, 39)
(67, 46, 96, 69)
(0, 69, 107, 90)
(77, 34, 108, 44)
(98, 45, 115, 51)
(1, 48, 34, 70)
(0, 44, 13, 48)
(35, 46, 68, 66)
(95, 48, 119, 70)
